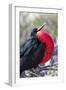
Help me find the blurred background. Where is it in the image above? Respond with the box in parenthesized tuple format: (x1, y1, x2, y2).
(20, 12, 58, 77)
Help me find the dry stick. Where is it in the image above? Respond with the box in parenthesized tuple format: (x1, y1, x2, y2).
(38, 64, 58, 71)
(29, 71, 41, 77)
(39, 64, 58, 68)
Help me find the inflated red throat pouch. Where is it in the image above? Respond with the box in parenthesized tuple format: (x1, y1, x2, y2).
(36, 30, 54, 64)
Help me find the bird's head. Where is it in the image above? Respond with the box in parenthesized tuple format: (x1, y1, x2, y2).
(31, 23, 46, 36)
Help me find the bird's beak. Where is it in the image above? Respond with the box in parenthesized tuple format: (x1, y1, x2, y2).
(37, 23, 46, 32)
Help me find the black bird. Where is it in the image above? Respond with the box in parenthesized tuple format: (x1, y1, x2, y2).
(20, 24, 46, 76)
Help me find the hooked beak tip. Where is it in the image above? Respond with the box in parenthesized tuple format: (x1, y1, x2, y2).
(37, 23, 46, 31)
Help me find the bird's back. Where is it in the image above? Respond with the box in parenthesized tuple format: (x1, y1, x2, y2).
(20, 37, 45, 75)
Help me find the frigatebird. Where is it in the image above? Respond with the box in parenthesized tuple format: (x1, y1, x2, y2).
(20, 23, 54, 76)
